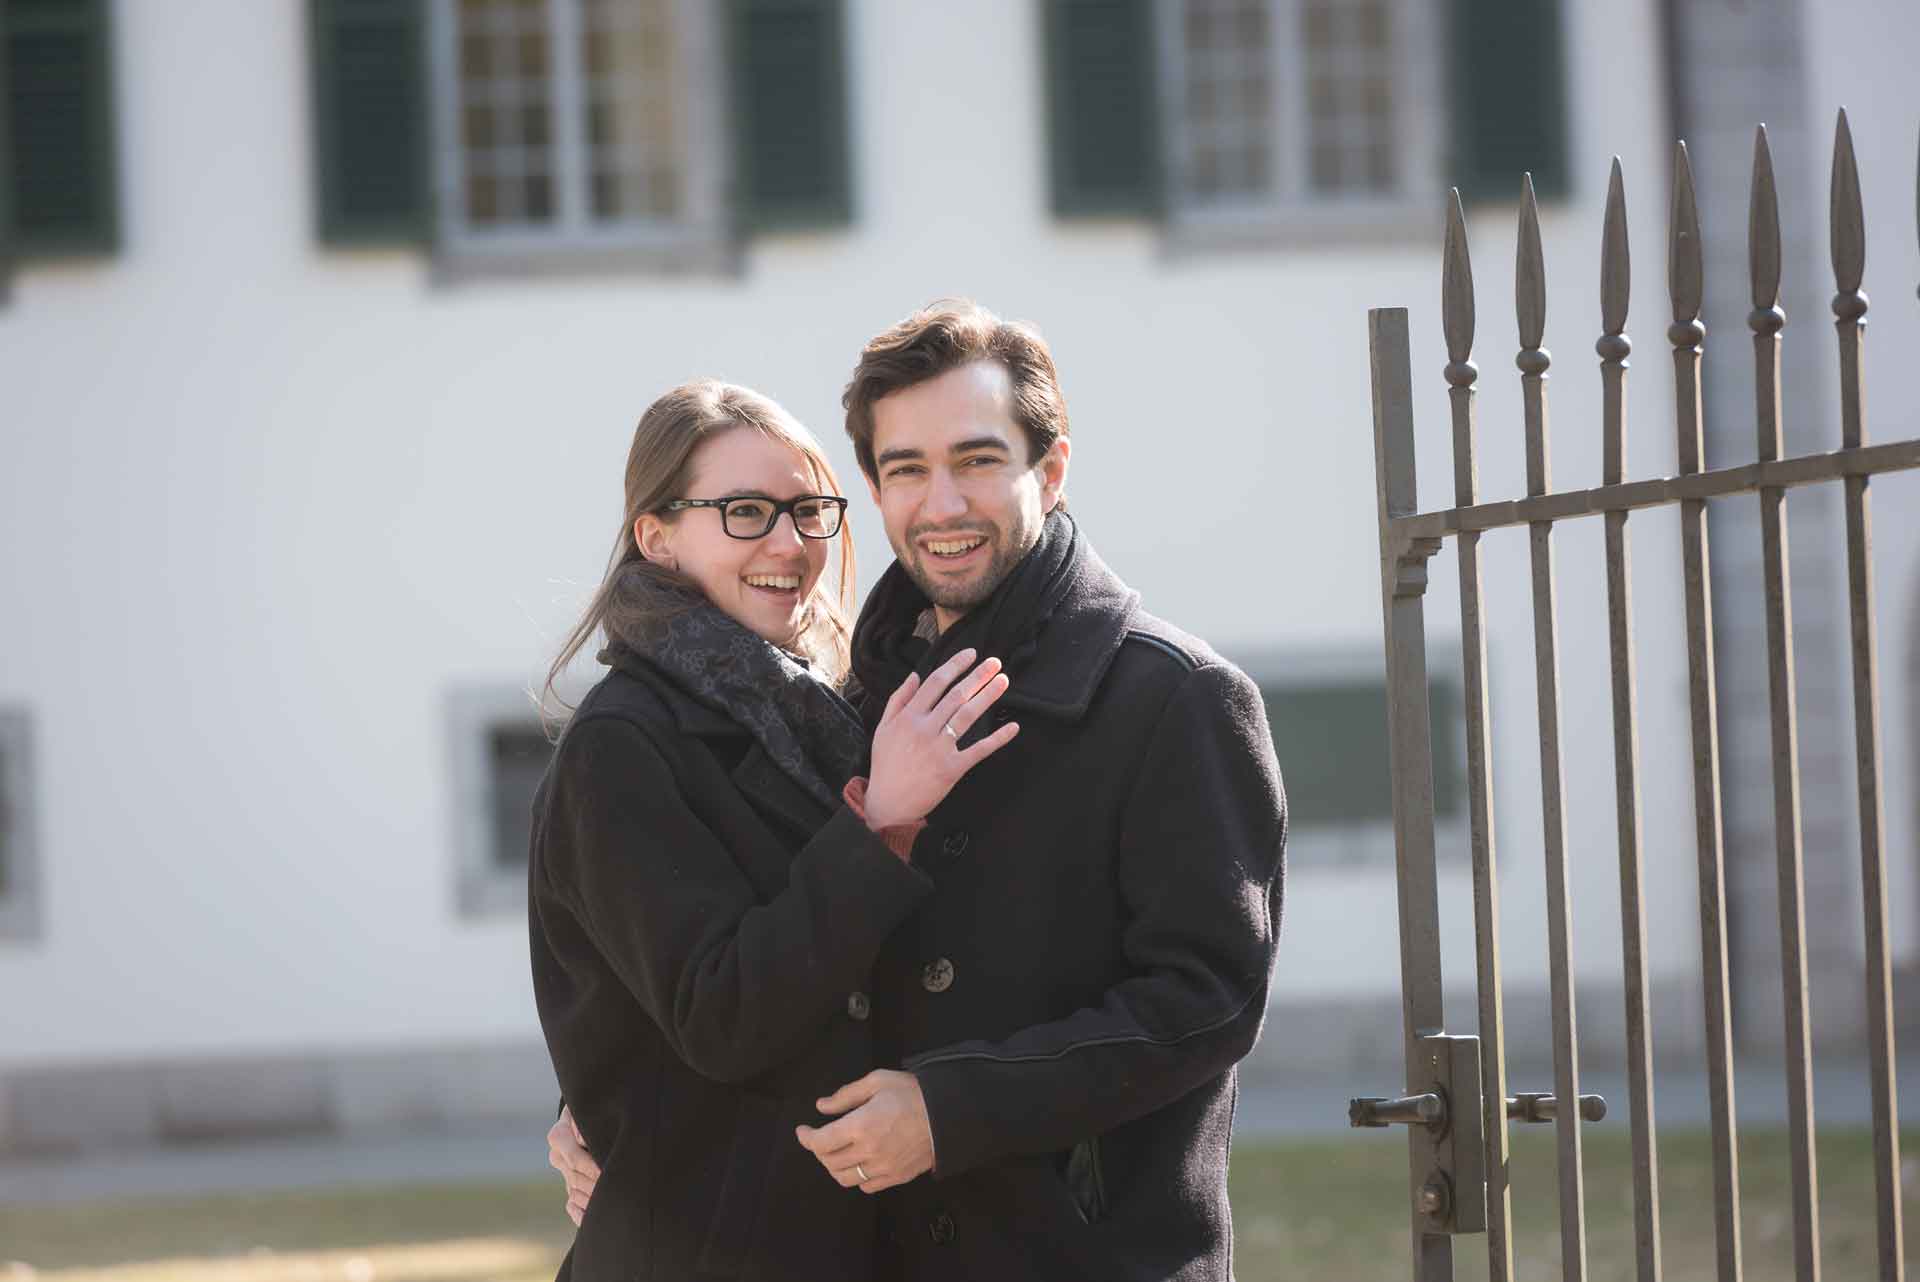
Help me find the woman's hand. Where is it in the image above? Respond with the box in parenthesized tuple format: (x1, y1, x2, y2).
(547, 1105, 600, 1227)
(862, 648, 1020, 830)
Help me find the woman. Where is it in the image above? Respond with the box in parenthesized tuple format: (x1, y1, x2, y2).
(529, 380, 1017, 1281)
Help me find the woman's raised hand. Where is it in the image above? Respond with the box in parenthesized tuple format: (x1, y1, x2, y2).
(862, 648, 1020, 830)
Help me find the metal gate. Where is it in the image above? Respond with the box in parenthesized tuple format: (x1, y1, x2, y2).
(1349, 111, 1916, 1281)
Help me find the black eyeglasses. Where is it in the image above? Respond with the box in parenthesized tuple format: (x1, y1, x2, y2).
(664, 494, 848, 540)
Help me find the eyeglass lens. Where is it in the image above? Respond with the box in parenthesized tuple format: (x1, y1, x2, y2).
(722, 497, 843, 539)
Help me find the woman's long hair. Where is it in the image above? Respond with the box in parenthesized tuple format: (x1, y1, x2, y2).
(541, 380, 858, 729)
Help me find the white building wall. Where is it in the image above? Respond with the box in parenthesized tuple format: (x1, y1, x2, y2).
(0, 0, 1910, 1098)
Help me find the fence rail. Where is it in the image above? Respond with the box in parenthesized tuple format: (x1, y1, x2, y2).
(1366, 108, 1918, 1282)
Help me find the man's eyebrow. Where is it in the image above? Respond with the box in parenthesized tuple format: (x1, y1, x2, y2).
(874, 447, 925, 468)
(949, 436, 1012, 455)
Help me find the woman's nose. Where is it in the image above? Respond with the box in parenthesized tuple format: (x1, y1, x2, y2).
(763, 512, 807, 553)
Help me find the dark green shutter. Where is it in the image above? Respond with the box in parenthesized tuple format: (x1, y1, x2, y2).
(1447, 0, 1569, 202)
(311, 0, 429, 246)
(1043, 0, 1159, 218)
(4, 0, 118, 256)
(731, 0, 850, 231)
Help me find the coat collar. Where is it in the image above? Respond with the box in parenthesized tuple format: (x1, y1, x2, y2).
(852, 513, 1141, 724)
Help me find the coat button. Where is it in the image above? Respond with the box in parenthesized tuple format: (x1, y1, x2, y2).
(921, 958, 955, 993)
(941, 830, 969, 858)
(928, 1209, 956, 1245)
(846, 991, 870, 1021)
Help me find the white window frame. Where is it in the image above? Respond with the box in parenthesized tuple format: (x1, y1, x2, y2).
(1155, 0, 1447, 251)
(1234, 645, 1470, 868)
(425, 0, 734, 279)
(0, 708, 41, 942)
(448, 684, 553, 917)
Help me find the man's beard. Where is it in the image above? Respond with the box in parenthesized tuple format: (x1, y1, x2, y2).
(902, 506, 1041, 614)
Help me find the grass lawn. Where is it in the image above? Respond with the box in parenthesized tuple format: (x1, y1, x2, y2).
(2, 1128, 1915, 1280)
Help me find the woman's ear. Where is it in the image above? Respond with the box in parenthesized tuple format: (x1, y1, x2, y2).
(634, 514, 676, 569)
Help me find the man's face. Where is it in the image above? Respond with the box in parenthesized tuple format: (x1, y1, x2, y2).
(866, 360, 1069, 627)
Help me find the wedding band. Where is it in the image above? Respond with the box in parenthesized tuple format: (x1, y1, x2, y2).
(942, 722, 960, 739)
(856, 1162, 870, 1182)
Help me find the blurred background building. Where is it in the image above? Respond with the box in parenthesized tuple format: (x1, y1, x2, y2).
(1, 0, 1917, 1154)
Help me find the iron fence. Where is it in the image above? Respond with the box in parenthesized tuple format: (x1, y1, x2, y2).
(1358, 110, 1917, 1282)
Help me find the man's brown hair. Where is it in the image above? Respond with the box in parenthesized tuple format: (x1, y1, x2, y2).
(842, 300, 1070, 487)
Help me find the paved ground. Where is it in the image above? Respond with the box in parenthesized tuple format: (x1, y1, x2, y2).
(3, 1060, 1914, 1208)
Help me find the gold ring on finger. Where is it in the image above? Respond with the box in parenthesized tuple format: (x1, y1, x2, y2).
(856, 1162, 870, 1182)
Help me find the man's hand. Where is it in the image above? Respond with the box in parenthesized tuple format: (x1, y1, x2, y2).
(547, 1106, 601, 1227)
(794, 1069, 935, 1193)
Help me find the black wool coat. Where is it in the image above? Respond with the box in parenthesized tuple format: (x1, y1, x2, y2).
(528, 651, 933, 1282)
(851, 515, 1289, 1282)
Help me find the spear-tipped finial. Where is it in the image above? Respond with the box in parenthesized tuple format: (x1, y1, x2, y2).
(1830, 108, 1865, 296)
(1443, 188, 1476, 379)
(1601, 157, 1631, 338)
(1669, 140, 1703, 329)
(1749, 124, 1783, 315)
(1517, 172, 1547, 355)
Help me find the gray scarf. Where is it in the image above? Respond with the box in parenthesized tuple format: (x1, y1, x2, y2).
(599, 566, 867, 811)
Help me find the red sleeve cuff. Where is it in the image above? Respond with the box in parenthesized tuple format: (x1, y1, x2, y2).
(843, 777, 926, 861)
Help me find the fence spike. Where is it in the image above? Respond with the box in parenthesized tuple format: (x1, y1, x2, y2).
(1750, 125, 1783, 312)
(1444, 188, 1476, 369)
(1670, 142, 1703, 328)
(1518, 173, 1547, 352)
(1602, 158, 1631, 339)
(1831, 109, 1866, 298)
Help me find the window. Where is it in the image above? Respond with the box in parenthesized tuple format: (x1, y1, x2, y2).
(310, 0, 853, 264)
(1245, 653, 1467, 865)
(449, 687, 553, 915)
(0, 709, 40, 942)
(1156, 0, 1443, 239)
(1041, 0, 1568, 232)
(428, 0, 727, 270)
(2, 0, 121, 279)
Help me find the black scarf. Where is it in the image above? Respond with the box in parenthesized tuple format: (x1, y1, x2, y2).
(599, 568, 868, 812)
(852, 508, 1088, 705)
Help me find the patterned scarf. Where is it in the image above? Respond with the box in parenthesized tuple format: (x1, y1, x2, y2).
(599, 566, 868, 812)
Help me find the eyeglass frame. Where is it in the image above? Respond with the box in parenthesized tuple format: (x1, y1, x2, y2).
(662, 494, 849, 540)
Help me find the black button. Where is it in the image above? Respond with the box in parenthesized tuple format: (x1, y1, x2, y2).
(941, 830, 970, 858)
(846, 991, 870, 1021)
(928, 1210, 956, 1245)
(921, 958, 955, 993)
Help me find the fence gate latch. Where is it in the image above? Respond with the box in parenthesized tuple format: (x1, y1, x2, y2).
(1347, 1033, 1486, 1234)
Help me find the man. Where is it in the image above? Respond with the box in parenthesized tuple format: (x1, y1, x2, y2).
(552, 301, 1287, 1280)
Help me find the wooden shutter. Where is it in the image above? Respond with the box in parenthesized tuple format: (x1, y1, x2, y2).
(311, 0, 429, 246)
(1044, 0, 1159, 218)
(731, 0, 851, 231)
(1446, 0, 1569, 202)
(4, 0, 118, 256)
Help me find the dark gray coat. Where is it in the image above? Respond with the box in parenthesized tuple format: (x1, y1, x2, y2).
(528, 652, 932, 1282)
(851, 515, 1289, 1282)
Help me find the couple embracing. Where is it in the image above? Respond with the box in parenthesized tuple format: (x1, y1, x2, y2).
(529, 300, 1288, 1281)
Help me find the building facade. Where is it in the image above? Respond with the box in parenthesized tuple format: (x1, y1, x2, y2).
(2, 0, 1917, 1150)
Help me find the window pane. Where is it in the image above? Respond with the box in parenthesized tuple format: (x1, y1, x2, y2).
(455, 0, 557, 228)
(489, 726, 552, 872)
(580, 0, 684, 224)
(1302, 0, 1399, 196)
(1257, 678, 1463, 830)
(1174, 0, 1273, 207)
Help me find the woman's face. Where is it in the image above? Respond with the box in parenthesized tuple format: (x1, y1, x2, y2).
(638, 428, 834, 651)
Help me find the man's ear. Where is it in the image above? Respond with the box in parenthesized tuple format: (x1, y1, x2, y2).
(1038, 437, 1071, 514)
(863, 468, 882, 507)
(634, 514, 676, 568)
